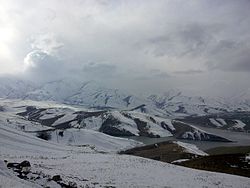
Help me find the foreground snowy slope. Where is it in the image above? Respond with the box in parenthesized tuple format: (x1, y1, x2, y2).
(1, 123, 250, 187)
(34, 128, 142, 152)
(0, 160, 41, 188)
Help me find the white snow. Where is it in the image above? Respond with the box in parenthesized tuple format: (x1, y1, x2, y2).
(83, 116, 103, 130)
(39, 113, 58, 120)
(175, 141, 208, 156)
(181, 130, 210, 141)
(45, 128, 142, 152)
(110, 111, 140, 136)
(174, 120, 209, 134)
(246, 154, 250, 161)
(0, 99, 174, 138)
(146, 121, 173, 137)
(216, 118, 227, 126)
(2, 77, 250, 116)
(0, 160, 41, 188)
(128, 111, 173, 137)
(1, 124, 250, 187)
(232, 120, 246, 129)
(150, 115, 175, 131)
(171, 159, 190, 163)
(1, 112, 250, 188)
(209, 118, 224, 128)
(52, 113, 77, 126)
(112, 111, 136, 125)
(174, 120, 213, 141)
(0, 112, 51, 132)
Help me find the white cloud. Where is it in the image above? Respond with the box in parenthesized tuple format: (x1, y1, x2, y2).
(30, 33, 64, 55)
(0, 0, 250, 96)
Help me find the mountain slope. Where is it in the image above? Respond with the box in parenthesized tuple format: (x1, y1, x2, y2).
(1, 77, 250, 117)
(1, 99, 230, 141)
(1, 123, 250, 188)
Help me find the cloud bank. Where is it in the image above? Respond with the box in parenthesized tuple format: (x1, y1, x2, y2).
(0, 0, 250, 96)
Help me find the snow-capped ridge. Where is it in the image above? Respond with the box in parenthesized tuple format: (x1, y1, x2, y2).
(1, 77, 250, 117)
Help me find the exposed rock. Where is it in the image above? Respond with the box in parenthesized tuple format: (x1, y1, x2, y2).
(52, 175, 62, 182)
(19, 160, 31, 168)
(19, 160, 31, 173)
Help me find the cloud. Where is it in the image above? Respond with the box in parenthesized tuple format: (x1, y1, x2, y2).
(82, 62, 117, 79)
(30, 33, 64, 55)
(23, 50, 64, 82)
(174, 69, 204, 75)
(146, 23, 216, 58)
(149, 69, 170, 79)
(205, 40, 250, 72)
(135, 69, 170, 81)
(0, 0, 250, 96)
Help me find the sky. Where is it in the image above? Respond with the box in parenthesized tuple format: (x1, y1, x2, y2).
(0, 0, 250, 97)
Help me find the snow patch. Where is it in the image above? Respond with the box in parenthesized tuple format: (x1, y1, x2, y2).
(209, 118, 224, 128)
(175, 141, 208, 156)
(232, 120, 246, 129)
(48, 128, 142, 152)
(52, 113, 77, 126)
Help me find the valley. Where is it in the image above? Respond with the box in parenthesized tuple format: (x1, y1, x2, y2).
(1, 1, 250, 187)
(1, 106, 250, 188)
(0, 79, 250, 187)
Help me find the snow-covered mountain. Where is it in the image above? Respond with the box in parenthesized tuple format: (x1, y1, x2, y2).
(2, 122, 250, 188)
(0, 99, 249, 187)
(1, 77, 250, 117)
(0, 99, 230, 141)
(0, 77, 34, 99)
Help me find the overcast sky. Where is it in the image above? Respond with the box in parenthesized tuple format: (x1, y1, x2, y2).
(0, 0, 250, 97)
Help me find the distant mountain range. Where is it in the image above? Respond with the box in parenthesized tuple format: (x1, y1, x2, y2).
(0, 98, 231, 141)
(1, 77, 250, 117)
